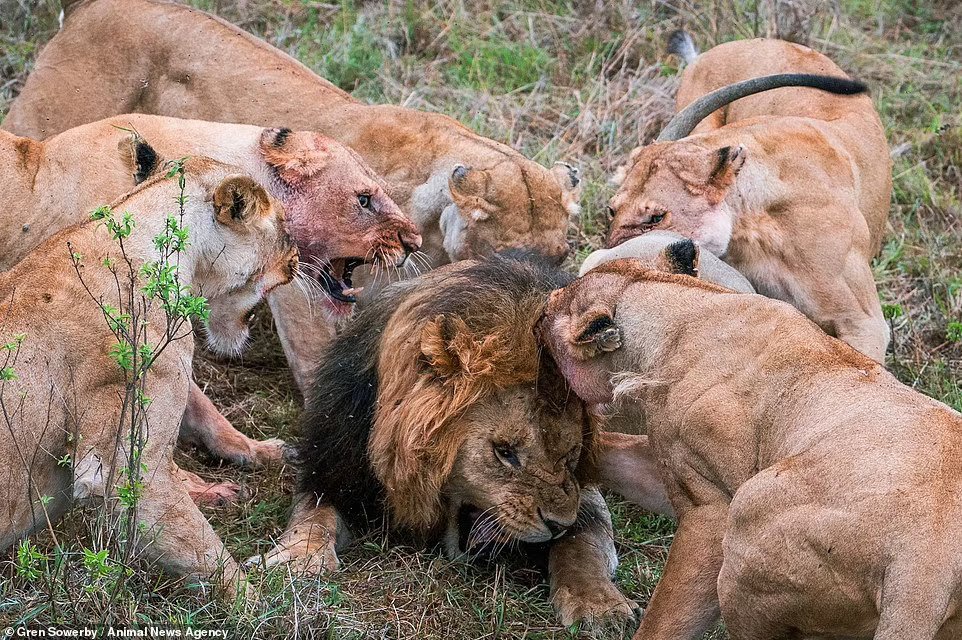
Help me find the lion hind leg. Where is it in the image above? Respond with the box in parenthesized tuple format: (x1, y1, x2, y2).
(246, 492, 344, 575)
(174, 465, 248, 507)
(179, 380, 288, 468)
(131, 461, 252, 605)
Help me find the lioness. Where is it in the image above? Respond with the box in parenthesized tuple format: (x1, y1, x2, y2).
(577, 233, 752, 516)
(5, 0, 579, 267)
(250, 257, 635, 628)
(1, 116, 420, 491)
(607, 34, 892, 362)
(542, 258, 962, 639)
(0, 157, 297, 596)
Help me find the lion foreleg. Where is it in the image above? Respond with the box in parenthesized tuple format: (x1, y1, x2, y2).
(178, 380, 287, 468)
(548, 487, 636, 629)
(631, 504, 726, 640)
(123, 459, 252, 605)
(267, 285, 336, 393)
(247, 492, 346, 575)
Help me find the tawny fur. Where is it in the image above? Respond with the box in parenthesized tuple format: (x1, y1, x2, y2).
(0, 116, 419, 476)
(608, 38, 892, 362)
(544, 259, 962, 640)
(253, 258, 635, 629)
(3, 0, 580, 268)
(0, 158, 297, 599)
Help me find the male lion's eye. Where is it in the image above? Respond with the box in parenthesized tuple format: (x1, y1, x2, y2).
(647, 213, 666, 225)
(493, 443, 520, 468)
(357, 193, 372, 210)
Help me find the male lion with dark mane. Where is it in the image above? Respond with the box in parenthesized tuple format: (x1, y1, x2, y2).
(248, 257, 634, 628)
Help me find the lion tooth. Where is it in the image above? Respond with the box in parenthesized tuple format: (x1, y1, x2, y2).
(341, 287, 364, 297)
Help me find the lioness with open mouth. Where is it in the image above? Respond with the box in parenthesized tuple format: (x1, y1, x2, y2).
(0, 157, 297, 598)
(5, 0, 580, 269)
(542, 258, 962, 639)
(607, 34, 892, 362)
(1, 116, 420, 499)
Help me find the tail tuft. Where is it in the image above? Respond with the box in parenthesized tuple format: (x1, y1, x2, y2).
(667, 30, 699, 65)
(61, 0, 86, 22)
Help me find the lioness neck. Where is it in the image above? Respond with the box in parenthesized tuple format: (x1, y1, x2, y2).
(616, 280, 885, 462)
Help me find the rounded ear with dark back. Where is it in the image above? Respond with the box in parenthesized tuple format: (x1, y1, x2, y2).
(448, 165, 488, 198)
(117, 133, 163, 184)
(570, 308, 622, 357)
(709, 144, 746, 191)
(259, 127, 329, 184)
(660, 239, 701, 277)
(550, 162, 581, 192)
(213, 175, 272, 227)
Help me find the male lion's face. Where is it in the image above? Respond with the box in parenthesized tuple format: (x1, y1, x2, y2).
(438, 161, 580, 264)
(607, 141, 745, 257)
(259, 128, 422, 312)
(447, 378, 585, 550)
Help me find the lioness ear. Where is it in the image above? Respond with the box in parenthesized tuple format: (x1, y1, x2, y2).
(117, 133, 163, 185)
(709, 144, 746, 191)
(259, 128, 329, 183)
(571, 308, 622, 355)
(448, 165, 487, 199)
(611, 146, 644, 186)
(550, 162, 581, 192)
(657, 239, 700, 277)
(213, 175, 273, 227)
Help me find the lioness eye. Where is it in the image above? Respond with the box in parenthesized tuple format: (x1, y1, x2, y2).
(357, 193, 372, 210)
(606, 205, 616, 219)
(648, 213, 665, 225)
(493, 443, 520, 468)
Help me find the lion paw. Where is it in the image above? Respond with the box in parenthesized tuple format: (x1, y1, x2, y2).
(245, 437, 288, 467)
(553, 579, 638, 630)
(244, 537, 339, 576)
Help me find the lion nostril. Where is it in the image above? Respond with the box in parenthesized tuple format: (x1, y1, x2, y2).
(399, 230, 421, 255)
(538, 508, 568, 538)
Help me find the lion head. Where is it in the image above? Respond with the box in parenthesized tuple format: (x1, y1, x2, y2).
(297, 256, 595, 552)
(257, 128, 422, 309)
(195, 170, 299, 356)
(607, 141, 746, 256)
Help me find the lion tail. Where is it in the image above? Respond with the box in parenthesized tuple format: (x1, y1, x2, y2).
(60, 0, 86, 25)
(667, 29, 699, 65)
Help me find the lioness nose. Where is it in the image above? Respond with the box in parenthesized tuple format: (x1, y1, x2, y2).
(399, 230, 422, 255)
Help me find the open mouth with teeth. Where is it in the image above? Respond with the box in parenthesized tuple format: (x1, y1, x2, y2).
(318, 258, 366, 304)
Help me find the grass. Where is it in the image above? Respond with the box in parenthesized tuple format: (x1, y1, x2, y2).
(1, 0, 960, 637)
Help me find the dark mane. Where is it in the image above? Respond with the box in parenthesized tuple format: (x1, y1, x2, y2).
(296, 256, 573, 535)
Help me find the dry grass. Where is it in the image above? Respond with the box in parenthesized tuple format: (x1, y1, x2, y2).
(1, 0, 960, 638)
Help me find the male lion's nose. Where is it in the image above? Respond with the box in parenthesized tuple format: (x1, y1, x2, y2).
(538, 508, 570, 539)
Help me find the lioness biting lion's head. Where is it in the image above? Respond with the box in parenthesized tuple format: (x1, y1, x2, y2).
(298, 256, 593, 549)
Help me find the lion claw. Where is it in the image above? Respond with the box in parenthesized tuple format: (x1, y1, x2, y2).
(244, 540, 339, 576)
(553, 580, 638, 630)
